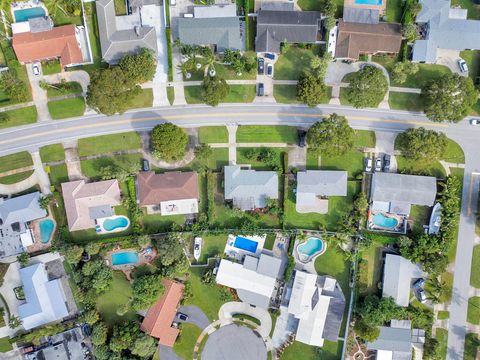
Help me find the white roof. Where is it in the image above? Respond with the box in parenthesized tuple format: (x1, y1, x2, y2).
(288, 271, 318, 319)
(12, 21, 30, 34)
(18, 263, 69, 330)
(193, 3, 237, 18)
(296, 295, 330, 347)
(160, 198, 198, 215)
(20, 230, 34, 248)
(377, 350, 394, 360)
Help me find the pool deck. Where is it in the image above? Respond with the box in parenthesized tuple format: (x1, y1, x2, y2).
(344, 0, 386, 15)
(27, 207, 56, 253)
(106, 247, 157, 280)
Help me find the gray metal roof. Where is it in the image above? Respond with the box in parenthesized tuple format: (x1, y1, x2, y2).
(257, 253, 283, 278)
(193, 3, 237, 18)
(96, 0, 157, 64)
(177, 17, 243, 52)
(224, 165, 278, 210)
(0, 192, 46, 226)
(367, 326, 412, 357)
(343, 6, 379, 24)
(323, 297, 345, 341)
(297, 170, 348, 197)
(371, 172, 437, 207)
(255, 10, 321, 53)
(28, 17, 53, 33)
(88, 205, 113, 220)
(412, 0, 480, 63)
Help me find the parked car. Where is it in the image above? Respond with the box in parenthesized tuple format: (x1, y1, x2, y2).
(267, 63, 273, 77)
(364, 157, 372, 172)
(177, 312, 189, 321)
(264, 53, 275, 60)
(458, 59, 468, 73)
(413, 278, 425, 289)
(142, 159, 150, 172)
(258, 83, 264, 96)
(298, 130, 307, 147)
(416, 288, 427, 303)
(170, 0, 176, 5)
(471, 118, 480, 125)
(32, 63, 40, 76)
(383, 154, 391, 172)
(257, 58, 264, 75)
(374, 157, 382, 172)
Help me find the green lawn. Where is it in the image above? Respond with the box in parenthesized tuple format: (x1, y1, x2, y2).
(198, 126, 228, 143)
(236, 125, 298, 144)
(0, 106, 37, 129)
(296, 0, 343, 16)
(143, 213, 185, 234)
(40, 144, 65, 162)
(185, 85, 256, 104)
(440, 271, 454, 303)
(0, 170, 34, 184)
(236, 147, 287, 170)
(264, 233, 275, 250)
(437, 311, 450, 320)
(395, 156, 446, 178)
(192, 233, 227, 264)
(47, 97, 85, 120)
(315, 243, 351, 300)
(128, 88, 153, 109)
(78, 132, 142, 157)
(80, 154, 142, 180)
(467, 297, 480, 324)
(460, 50, 480, 82)
(46, 81, 83, 98)
(444, 139, 465, 164)
(320, 151, 365, 179)
(173, 323, 202, 359)
(167, 86, 175, 105)
(183, 59, 257, 81)
(0, 337, 12, 353)
(48, 164, 69, 186)
(274, 45, 321, 80)
(465, 333, 480, 360)
(386, 0, 403, 22)
(410, 205, 430, 233)
(388, 92, 425, 111)
(96, 271, 137, 326)
(472, 245, 480, 287)
(354, 130, 376, 148)
(452, 0, 480, 19)
(81, 2, 104, 71)
(280, 340, 342, 360)
(436, 328, 448, 360)
(0, 152, 33, 173)
(114, 0, 127, 15)
(41, 59, 61, 75)
(273, 85, 332, 104)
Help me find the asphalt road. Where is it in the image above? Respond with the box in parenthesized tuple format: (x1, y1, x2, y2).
(1, 103, 479, 359)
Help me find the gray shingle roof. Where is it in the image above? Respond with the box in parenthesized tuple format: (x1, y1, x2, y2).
(0, 192, 46, 226)
(96, 0, 157, 64)
(343, 6, 379, 24)
(255, 10, 321, 53)
(177, 17, 243, 52)
(367, 326, 412, 358)
(193, 4, 237, 18)
(297, 170, 348, 197)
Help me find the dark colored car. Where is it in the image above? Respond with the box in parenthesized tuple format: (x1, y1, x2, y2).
(298, 130, 307, 147)
(264, 53, 275, 60)
(142, 159, 150, 172)
(383, 154, 391, 172)
(177, 312, 189, 321)
(257, 58, 264, 75)
(258, 83, 264, 96)
(413, 278, 425, 289)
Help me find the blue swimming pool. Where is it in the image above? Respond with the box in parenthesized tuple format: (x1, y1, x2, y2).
(14, 7, 46, 22)
(112, 251, 139, 266)
(298, 237, 324, 257)
(373, 213, 398, 228)
(103, 217, 129, 231)
(354, 0, 382, 5)
(234, 236, 258, 253)
(39, 219, 54, 244)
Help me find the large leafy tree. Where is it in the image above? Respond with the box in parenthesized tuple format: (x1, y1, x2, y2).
(91, 322, 108, 346)
(81, 260, 113, 293)
(156, 233, 185, 267)
(306, 113, 354, 156)
(131, 274, 165, 310)
(345, 66, 388, 108)
(423, 73, 478, 122)
(150, 123, 188, 161)
(64, 245, 84, 265)
(391, 61, 419, 84)
(0, 70, 29, 103)
(396, 127, 447, 161)
(119, 48, 157, 85)
(297, 72, 327, 107)
(131, 333, 158, 357)
(109, 322, 139, 353)
(202, 76, 229, 106)
(320, 0, 337, 30)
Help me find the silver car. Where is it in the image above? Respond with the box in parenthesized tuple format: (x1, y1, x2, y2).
(374, 158, 382, 172)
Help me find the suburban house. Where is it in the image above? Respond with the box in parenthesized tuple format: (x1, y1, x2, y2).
(12, 24, 85, 68)
(382, 254, 424, 307)
(287, 271, 345, 347)
(177, 5, 244, 53)
(224, 165, 278, 211)
(295, 170, 348, 214)
(96, 0, 158, 64)
(412, 0, 480, 63)
(367, 320, 426, 360)
(0, 192, 47, 259)
(141, 279, 184, 347)
(255, 10, 321, 53)
(335, 7, 402, 60)
(61, 179, 122, 231)
(22, 327, 87, 359)
(216, 253, 284, 308)
(18, 263, 69, 330)
(136, 171, 199, 216)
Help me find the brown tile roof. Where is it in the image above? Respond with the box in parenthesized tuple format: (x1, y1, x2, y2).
(12, 24, 83, 67)
(335, 19, 402, 60)
(140, 279, 184, 347)
(137, 171, 199, 206)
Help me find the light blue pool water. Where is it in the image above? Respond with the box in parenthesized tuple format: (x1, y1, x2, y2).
(298, 237, 324, 256)
(103, 217, 129, 231)
(112, 251, 139, 266)
(373, 213, 398, 228)
(234, 236, 258, 253)
(354, 0, 382, 5)
(39, 219, 54, 244)
(14, 7, 46, 22)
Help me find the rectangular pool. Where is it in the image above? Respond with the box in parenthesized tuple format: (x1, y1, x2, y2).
(354, 0, 382, 5)
(14, 7, 46, 22)
(234, 236, 258, 253)
(112, 251, 139, 266)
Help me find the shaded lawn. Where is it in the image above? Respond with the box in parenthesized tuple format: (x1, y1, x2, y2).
(388, 92, 425, 112)
(198, 126, 229, 143)
(46, 81, 82, 98)
(467, 297, 480, 324)
(444, 139, 465, 164)
(460, 50, 480, 81)
(472, 99, 480, 116)
(114, 0, 127, 15)
(0, 170, 34, 184)
(236, 147, 287, 170)
(185, 85, 256, 104)
(80, 154, 143, 180)
(143, 213, 185, 234)
(436, 328, 448, 360)
(236, 125, 298, 144)
(0, 106, 37, 129)
(280, 340, 343, 360)
(274, 45, 321, 80)
(273, 85, 332, 104)
(471, 245, 480, 288)
(452, 0, 480, 19)
(395, 156, 446, 178)
(440, 271, 453, 303)
(386, 0, 404, 23)
(297, 0, 343, 17)
(464, 333, 480, 360)
(48, 97, 85, 120)
(96, 271, 138, 327)
(193, 233, 227, 264)
(48, 164, 69, 186)
(128, 88, 153, 109)
(0, 151, 33, 173)
(0, 337, 12, 353)
(78, 132, 142, 156)
(354, 130, 376, 148)
(173, 323, 201, 359)
(359, 242, 386, 295)
(40, 144, 65, 162)
(41, 59, 61, 75)
(410, 205, 430, 234)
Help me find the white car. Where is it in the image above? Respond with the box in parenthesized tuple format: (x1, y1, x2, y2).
(458, 59, 468, 73)
(471, 119, 480, 125)
(32, 63, 40, 76)
(374, 158, 382, 172)
(364, 158, 372, 172)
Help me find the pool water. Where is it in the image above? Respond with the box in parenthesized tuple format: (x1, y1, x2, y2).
(103, 217, 129, 231)
(39, 219, 54, 243)
(373, 213, 398, 228)
(354, 0, 382, 4)
(112, 251, 139, 266)
(14, 7, 46, 22)
(298, 237, 324, 256)
(234, 236, 258, 253)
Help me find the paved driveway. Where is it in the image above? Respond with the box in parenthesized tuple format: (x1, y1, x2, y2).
(177, 305, 210, 330)
(437, 49, 466, 77)
(159, 345, 182, 360)
(218, 302, 272, 337)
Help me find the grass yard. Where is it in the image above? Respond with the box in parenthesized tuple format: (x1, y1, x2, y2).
(410, 205, 430, 234)
(274, 45, 321, 80)
(185, 85, 256, 104)
(0, 337, 12, 353)
(80, 154, 142, 180)
(465, 333, 480, 360)
(354, 130, 376, 148)
(386, 0, 403, 22)
(452, 0, 480, 19)
(48, 164, 69, 186)
(236, 125, 298, 144)
(41, 60, 61, 75)
(471, 245, 480, 288)
(198, 126, 228, 143)
(96, 271, 137, 326)
(236, 147, 286, 170)
(192, 233, 227, 264)
(173, 324, 201, 359)
(468, 297, 480, 324)
(280, 340, 342, 360)
(395, 156, 446, 178)
(0, 106, 37, 129)
(114, 0, 127, 15)
(0, 170, 34, 184)
(358, 240, 395, 295)
(296, 0, 343, 16)
(273, 85, 332, 104)
(128, 88, 153, 109)
(81, 2, 104, 71)
(78, 132, 142, 157)
(47, 97, 85, 120)
(315, 242, 351, 297)
(184, 59, 257, 81)
(388, 92, 425, 111)
(142, 213, 185, 234)
(264, 233, 275, 251)
(0, 152, 33, 173)
(440, 271, 453, 303)
(436, 328, 448, 360)
(444, 139, 465, 164)
(437, 311, 450, 320)
(321, 150, 365, 178)
(40, 144, 65, 162)
(167, 86, 175, 105)
(460, 50, 480, 81)
(46, 81, 83, 98)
